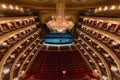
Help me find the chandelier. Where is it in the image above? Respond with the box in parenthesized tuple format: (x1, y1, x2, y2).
(46, 0, 74, 32)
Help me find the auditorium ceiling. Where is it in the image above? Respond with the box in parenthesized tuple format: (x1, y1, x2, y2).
(0, 0, 119, 23)
(0, 0, 119, 12)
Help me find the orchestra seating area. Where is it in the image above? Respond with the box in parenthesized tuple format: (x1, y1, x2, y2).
(23, 50, 93, 80)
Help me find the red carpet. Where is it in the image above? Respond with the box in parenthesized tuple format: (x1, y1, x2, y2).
(23, 50, 96, 80)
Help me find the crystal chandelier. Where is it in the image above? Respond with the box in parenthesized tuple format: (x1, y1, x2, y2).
(46, 0, 74, 32)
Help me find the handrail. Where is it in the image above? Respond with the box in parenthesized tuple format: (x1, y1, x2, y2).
(77, 33, 112, 80)
(9, 38, 39, 80)
(75, 41, 102, 79)
(0, 30, 39, 80)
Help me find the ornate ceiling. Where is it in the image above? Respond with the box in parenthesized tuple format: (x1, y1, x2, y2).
(0, 0, 119, 23)
(0, 0, 119, 11)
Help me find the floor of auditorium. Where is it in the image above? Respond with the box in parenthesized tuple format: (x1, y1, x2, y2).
(23, 44, 95, 80)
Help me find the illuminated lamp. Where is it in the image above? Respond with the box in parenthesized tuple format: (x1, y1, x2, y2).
(9, 5, 14, 10)
(62, 70, 67, 74)
(110, 5, 116, 10)
(104, 6, 108, 11)
(1, 4, 7, 9)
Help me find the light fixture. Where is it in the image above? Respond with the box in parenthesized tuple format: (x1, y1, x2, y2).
(15, 6, 19, 10)
(21, 70, 25, 74)
(16, 63, 21, 67)
(84, 53, 87, 55)
(62, 70, 67, 74)
(14, 77, 19, 80)
(102, 75, 108, 80)
(111, 41, 118, 46)
(10, 54, 15, 59)
(46, 0, 74, 32)
(104, 6, 108, 11)
(3, 68, 10, 74)
(104, 53, 109, 57)
(1, 4, 7, 9)
(110, 5, 116, 10)
(31, 53, 35, 55)
(19, 46, 22, 48)
(9, 5, 14, 10)
(2, 42, 8, 46)
(111, 65, 118, 72)
(27, 40, 30, 42)
(89, 60, 93, 62)
(23, 54, 27, 57)
(26, 60, 29, 63)
(98, 62, 103, 66)
(94, 69, 99, 73)
(13, 35, 18, 38)
(98, 7, 102, 11)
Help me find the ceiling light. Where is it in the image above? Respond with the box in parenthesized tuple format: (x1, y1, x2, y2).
(98, 7, 102, 11)
(9, 5, 14, 9)
(94, 9, 98, 13)
(118, 5, 120, 9)
(15, 6, 19, 10)
(104, 6, 108, 11)
(111, 5, 116, 10)
(1, 4, 7, 9)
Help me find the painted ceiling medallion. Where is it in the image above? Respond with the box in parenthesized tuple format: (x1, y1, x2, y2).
(71, 0, 87, 3)
(34, 0, 48, 3)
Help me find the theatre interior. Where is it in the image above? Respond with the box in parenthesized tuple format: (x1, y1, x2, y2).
(0, 0, 120, 80)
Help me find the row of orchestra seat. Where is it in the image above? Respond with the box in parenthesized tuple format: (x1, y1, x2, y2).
(26, 50, 91, 79)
